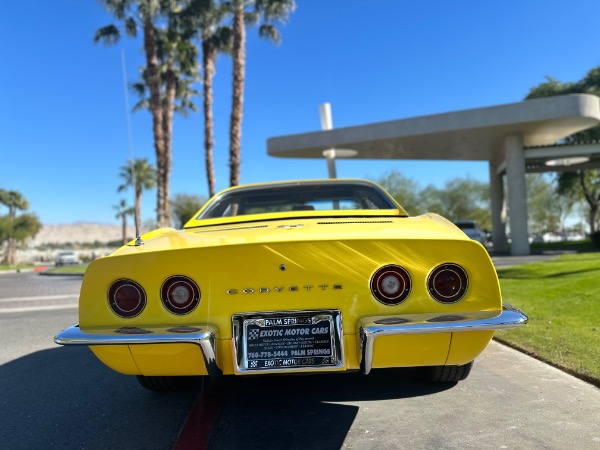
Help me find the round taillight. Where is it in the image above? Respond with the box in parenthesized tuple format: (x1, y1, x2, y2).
(370, 265, 411, 305)
(108, 279, 146, 318)
(427, 263, 468, 303)
(161, 275, 200, 315)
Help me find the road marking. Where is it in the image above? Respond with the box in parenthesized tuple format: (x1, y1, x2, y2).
(174, 379, 229, 450)
(0, 304, 78, 314)
(0, 294, 79, 303)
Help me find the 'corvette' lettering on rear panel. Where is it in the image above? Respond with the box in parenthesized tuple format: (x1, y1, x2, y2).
(226, 284, 342, 295)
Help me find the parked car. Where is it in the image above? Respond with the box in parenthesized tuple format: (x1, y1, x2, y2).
(565, 231, 586, 242)
(542, 232, 566, 243)
(55, 179, 527, 391)
(453, 220, 488, 246)
(55, 251, 80, 266)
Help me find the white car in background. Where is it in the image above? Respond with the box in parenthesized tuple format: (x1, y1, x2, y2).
(56, 251, 81, 266)
(453, 221, 488, 246)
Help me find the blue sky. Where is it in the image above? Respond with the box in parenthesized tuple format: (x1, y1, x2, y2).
(1, 0, 600, 225)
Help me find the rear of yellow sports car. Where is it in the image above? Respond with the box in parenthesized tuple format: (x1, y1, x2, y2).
(56, 212, 526, 386)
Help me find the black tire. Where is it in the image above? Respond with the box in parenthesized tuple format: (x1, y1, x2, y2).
(136, 375, 201, 392)
(422, 361, 474, 383)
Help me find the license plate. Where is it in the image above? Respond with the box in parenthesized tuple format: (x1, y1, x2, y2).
(232, 310, 344, 373)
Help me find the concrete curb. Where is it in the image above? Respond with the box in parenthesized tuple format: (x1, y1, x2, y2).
(38, 271, 85, 277)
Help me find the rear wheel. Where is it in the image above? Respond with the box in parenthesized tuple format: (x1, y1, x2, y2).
(422, 361, 474, 383)
(136, 375, 201, 392)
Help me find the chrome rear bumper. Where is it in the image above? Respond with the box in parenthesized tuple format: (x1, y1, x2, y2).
(54, 324, 222, 379)
(358, 303, 528, 374)
(55, 304, 527, 378)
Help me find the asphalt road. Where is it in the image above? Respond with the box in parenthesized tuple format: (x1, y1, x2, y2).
(204, 343, 600, 449)
(0, 273, 198, 449)
(1, 269, 599, 449)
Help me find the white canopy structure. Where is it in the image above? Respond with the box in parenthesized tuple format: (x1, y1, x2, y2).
(267, 94, 600, 255)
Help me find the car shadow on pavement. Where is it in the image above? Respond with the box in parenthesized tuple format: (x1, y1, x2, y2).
(1, 346, 455, 450)
(0, 346, 199, 449)
(209, 369, 455, 450)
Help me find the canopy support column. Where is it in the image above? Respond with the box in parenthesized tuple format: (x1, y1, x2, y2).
(489, 162, 509, 253)
(505, 134, 530, 255)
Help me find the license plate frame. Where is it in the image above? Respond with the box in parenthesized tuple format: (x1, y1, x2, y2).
(232, 310, 344, 373)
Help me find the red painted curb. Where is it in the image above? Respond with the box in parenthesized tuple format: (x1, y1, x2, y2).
(174, 379, 228, 450)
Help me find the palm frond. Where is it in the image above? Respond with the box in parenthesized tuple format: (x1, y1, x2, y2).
(130, 81, 147, 98)
(256, 0, 295, 22)
(125, 16, 138, 37)
(244, 11, 259, 26)
(94, 25, 121, 45)
(132, 98, 150, 112)
(258, 24, 280, 44)
(99, 0, 130, 21)
(211, 26, 233, 53)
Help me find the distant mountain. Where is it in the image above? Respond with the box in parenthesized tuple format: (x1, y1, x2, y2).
(32, 222, 138, 246)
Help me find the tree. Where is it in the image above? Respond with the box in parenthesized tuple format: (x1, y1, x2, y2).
(113, 199, 135, 244)
(172, 193, 206, 228)
(96, 0, 193, 228)
(227, 0, 295, 187)
(182, 0, 232, 197)
(118, 158, 157, 234)
(421, 178, 491, 229)
(372, 172, 493, 228)
(374, 170, 422, 214)
(557, 171, 600, 233)
(526, 174, 562, 235)
(526, 67, 600, 232)
(0, 190, 42, 265)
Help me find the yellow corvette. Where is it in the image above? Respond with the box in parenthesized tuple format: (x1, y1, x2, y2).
(55, 179, 527, 391)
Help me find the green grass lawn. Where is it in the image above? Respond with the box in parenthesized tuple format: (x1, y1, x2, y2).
(495, 253, 600, 386)
(0, 264, 35, 271)
(45, 264, 88, 274)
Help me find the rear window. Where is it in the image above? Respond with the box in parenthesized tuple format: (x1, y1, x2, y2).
(199, 183, 397, 219)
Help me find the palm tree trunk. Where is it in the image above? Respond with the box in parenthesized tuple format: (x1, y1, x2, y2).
(202, 34, 217, 197)
(229, 0, 246, 187)
(135, 186, 142, 235)
(4, 237, 16, 266)
(143, 19, 167, 227)
(162, 62, 176, 227)
(4, 207, 17, 265)
(121, 215, 127, 245)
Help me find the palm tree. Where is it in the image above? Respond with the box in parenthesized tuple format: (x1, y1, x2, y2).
(202, 25, 232, 197)
(96, 0, 184, 228)
(227, 0, 295, 187)
(0, 190, 29, 221)
(0, 190, 40, 265)
(181, 0, 232, 197)
(131, 33, 200, 225)
(113, 199, 135, 244)
(118, 158, 156, 234)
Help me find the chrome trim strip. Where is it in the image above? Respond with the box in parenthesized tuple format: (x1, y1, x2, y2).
(231, 309, 344, 375)
(54, 324, 222, 379)
(358, 303, 528, 375)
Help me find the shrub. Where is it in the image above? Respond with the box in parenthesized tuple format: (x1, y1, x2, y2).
(591, 231, 600, 248)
